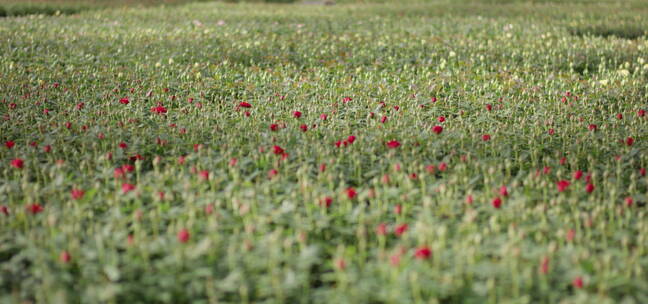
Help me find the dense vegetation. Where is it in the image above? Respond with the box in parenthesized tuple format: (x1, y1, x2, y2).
(1, 0, 647, 303)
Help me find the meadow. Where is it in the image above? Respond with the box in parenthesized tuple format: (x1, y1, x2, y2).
(1, 0, 647, 303)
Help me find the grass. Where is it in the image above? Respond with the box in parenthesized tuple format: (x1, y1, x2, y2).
(1, 0, 647, 303)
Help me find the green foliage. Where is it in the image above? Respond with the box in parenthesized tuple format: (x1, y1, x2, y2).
(0, 1, 647, 303)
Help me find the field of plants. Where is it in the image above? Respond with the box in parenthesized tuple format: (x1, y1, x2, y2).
(1, 0, 647, 303)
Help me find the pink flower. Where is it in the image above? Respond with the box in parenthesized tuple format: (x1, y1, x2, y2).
(486, 104, 492, 111)
(499, 185, 508, 197)
(572, 277, 584, 289)
(177, 228, 190, 243)
(376, 223, 388, 236)
(381, 116, 388, 123)
(588, 124, 597, 131)
(71, 189, 84, 200)
(625, 197, 634, 207)
(548, 128, 555, 135)
(386, 140, 401, 149)
(482, 134, 491, 141)
(437, 116, 446, 123)
(414, 246, 432, 260)
(119, 98, 129, 105)
(293, 111, 302, 118)
(557, 180, 570, 192)
(432, 125, 443, 134)
(320, 114, 328, 120)
(122, 183, 136, 194)
(438, 162, 448, 172)
(268, 168, 279, 179)
(60, 251, 71, 263)
(239, 101, 252, 108)
(465, 195, 473, 205)
(199, 170, 209, 181)
(394, 204, 402, 215)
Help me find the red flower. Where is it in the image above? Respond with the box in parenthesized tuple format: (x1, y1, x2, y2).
(119, 98, 129, 105)
(616, 113, 623, 120)
(342, 97, 352, 103)
(386, 140, 401, 148)
(588, 124, 597, 131)
(0, 206, 8, 216)
(432, 125, 443, 134)
(625, 197, 634, 207)
(438, 162, 448, 172)
(319, 163, 326, 172)
(177, 228, 190, 243)
(585, 183, 595, 193)
(394, 223, 408, 236)
(272, 145, 284, 155)
(239, 101, 252, 108)
(320, 196, 333, 208)
(465, 195, 474, 205)
(548, 128, 555, 135)
(269, 124, 279, 131)
(229, 158, 238, 167)
(43, 145, 52, 153)
(437, 116, 446, 123)
(293, 111, 302, 118)
(543, 166, 551, 175)
(71, 189, 84, 200)
(640, 168, 646, 176)
(27, 203, 44, 214)
(10, 158, 24, 169)
(573, 170, 583, 180)
(572, 277, 584, 289)
(625, 137, 634, 146)
(300, 124, 308, 132)
(379, 115, 388, 124)
(5, 141, 15, 149)
(199, 170, 209, 180)
(320, 114, 328, 120)
(491, 197, 502, 209)
(376, 223, 388, 236)
(118, 142, 128, 149)
(151, 105, 167, 114)
(482, 134, 491, 141)
(499, 185, 509, 197)
(556, 180, 570, 192)
(122, 183, 136, 194)
(345, 187, 357, 199)
(122, 164, 135, 172)
(638, 109, 646, 117)
(414, 246, 432, 260)
(59, 251, 71, 264)
(268, 168, 279, 178)
(486, 104, 492, 111)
